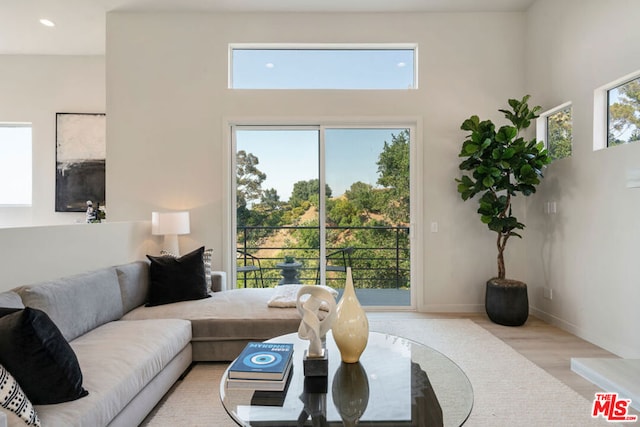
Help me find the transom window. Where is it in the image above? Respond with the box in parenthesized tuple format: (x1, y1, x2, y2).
(0, 123, 32, 206)
(229, 44, 417, 90)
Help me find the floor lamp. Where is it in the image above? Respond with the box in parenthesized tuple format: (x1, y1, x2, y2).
(151, 211, 190, 256)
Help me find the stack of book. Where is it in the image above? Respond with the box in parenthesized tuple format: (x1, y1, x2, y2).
(227, 342, 294, 391)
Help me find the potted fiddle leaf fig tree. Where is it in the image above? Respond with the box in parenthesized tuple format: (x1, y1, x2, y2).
(456, 95, 551, 326)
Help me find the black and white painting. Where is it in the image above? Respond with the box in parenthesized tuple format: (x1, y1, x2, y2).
(55, 113, 106, 212)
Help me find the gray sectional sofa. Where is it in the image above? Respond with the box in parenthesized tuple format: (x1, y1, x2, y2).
(0, 260, 302, 427)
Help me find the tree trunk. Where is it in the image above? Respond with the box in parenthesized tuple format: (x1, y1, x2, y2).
(497, 233, 507, 279)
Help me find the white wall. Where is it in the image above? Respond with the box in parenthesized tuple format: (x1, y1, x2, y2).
(0, 55, 105, 226)
(0, 221, 153, 292)
(525, 0, 640, 357)
(106, 11, 527, 310)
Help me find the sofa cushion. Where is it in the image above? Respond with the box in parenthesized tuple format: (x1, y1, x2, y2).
(146, 246, 210, 307)
(115, 261, 150, 314)
(33, 319, 191, 427)
(162, 248, 214, 289)
(0, 292, 24, 309)
(0, 363, 40, 426)
(19, 268, 124, 341)
(0, 308, 88, 405)
(124, 288, 304, 340)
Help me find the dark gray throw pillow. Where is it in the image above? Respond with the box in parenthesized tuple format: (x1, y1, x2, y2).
(0, 307, 88, 405)
(145, 246, 210, 307)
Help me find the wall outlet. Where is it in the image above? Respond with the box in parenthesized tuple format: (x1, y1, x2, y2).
(626, 168, 640, 188)
(543, 287, 553, 300)
(430, 222, 438, 233)
(544, 201, 557, 214)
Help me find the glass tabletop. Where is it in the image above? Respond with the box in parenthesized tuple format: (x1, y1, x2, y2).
(220, 331, 473, 426)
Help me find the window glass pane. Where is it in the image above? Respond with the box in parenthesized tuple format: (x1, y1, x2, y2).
(325, 128, 410, 304)
(231, 47, 415, 89)
(608, 76, 640, 147)
(235, 129, 320, 288)
(233, 126, 412, 307)
(546, 107, 572, 160)
(0, 124, 32, 205)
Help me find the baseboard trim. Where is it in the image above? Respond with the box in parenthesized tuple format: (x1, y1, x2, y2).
(571, 358, 640, 412)
(530, 307, 637, 358)
(420, 303, 484, 313)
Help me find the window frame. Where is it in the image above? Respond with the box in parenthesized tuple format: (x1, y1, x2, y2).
(593, 69, 640, 151)
(536, 102, 572, 161)
(0, 122, 32, 207)
(222, 116, 423, 310)
(228, 43, 418, 90)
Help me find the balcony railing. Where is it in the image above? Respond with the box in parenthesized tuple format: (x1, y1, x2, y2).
(237, 225, 410, 289)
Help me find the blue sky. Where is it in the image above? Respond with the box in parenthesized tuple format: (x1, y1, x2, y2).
(236, 128, 406, 201)
(232, 48, 415, 89)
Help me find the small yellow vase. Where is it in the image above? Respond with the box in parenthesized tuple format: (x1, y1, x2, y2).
(332, 267, 369, 363)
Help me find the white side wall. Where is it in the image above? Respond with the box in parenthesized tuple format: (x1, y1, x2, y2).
(106, 11, 527, 311)
(525, 0, 640, 357)
(0, 55, 105, 226)
(0, 221, 153, 292)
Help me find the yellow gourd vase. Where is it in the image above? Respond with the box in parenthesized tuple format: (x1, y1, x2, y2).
(332, 267, 369, 363)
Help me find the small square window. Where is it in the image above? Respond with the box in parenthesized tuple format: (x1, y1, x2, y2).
(537, 103, 572, 161)
(608, 76, 640, 147)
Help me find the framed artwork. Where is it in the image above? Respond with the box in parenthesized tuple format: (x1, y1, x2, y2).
(55, 113, 106, 212)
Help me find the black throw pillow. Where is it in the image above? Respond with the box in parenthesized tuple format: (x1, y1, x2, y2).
(146, 246, 210, 307)
(0, 307, 21, 318)
(0, 307, 89, 405)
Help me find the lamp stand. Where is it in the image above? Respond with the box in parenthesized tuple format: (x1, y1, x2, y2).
(162, 234, 180, 256)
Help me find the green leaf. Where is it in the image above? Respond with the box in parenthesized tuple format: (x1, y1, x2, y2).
(481, 215, 492, 224)
(482, 176, 495, 187)
(460, 115, 480, 131)
(520, 164, 534, 176)
(465, 143, 479, 154)
(502, 148, 516, 159)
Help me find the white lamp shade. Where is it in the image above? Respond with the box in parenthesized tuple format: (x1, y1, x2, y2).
(151, 211, 190, 236)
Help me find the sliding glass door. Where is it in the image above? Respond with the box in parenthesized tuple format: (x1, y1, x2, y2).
(233, 125, 411, 307)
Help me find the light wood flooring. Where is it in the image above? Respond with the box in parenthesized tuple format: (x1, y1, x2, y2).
(367, 311, 640, 418)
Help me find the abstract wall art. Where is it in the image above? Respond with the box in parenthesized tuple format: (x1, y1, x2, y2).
(55, 113, 106, 212)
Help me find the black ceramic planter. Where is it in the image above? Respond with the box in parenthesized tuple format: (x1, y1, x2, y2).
(485, 278, 529, 326)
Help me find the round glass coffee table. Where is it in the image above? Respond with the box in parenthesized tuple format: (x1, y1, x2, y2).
(220, 331, 473, 426)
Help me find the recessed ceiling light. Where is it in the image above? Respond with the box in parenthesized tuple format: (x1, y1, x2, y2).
(265, 63, 275, 69)
(39, 18, 55, 27)
(397, 62, 407, 68)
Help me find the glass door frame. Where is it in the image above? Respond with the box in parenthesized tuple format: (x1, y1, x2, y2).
(224, 118, 422, 310)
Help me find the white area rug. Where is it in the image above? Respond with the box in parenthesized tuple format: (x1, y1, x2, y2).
(143, 319, 611, 426)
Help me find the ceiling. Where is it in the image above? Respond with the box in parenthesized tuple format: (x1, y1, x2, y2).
(0, 0, 536, 55)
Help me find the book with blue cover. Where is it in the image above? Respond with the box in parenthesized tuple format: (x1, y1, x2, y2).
(228, 342, 294, 380)
(227, 362, 293, 391)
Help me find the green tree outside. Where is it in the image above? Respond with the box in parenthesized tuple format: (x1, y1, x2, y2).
(609, 77, 640, 146)
(236, 130, 411, 290)
(547, 107, 572, 160)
